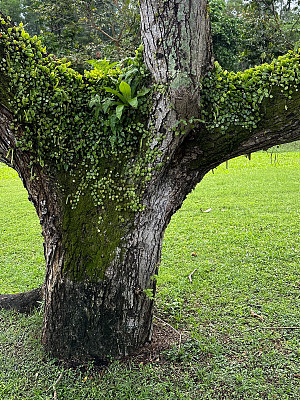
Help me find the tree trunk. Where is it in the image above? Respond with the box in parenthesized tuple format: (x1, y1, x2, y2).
(1, 3, 300, 362)
(0, 1, 214, 361)
(37, 0, 213, 359)
(41, 212, 160, 360)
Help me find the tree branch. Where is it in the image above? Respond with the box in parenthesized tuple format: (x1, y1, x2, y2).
(146, 64, 300, 228)
(0, 104, 14, 165)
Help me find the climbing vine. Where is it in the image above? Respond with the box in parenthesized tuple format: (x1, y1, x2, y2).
(0, 17, 160, 216)
(201, 51, 300, 134)
(1, 15, 300, 218)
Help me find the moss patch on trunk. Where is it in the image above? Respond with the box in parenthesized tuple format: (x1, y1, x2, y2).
(61, 175, 133, 282)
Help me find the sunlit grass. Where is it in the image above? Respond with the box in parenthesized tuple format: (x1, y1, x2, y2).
(0, 151, 299, 399)
(0, 165, 44, 294)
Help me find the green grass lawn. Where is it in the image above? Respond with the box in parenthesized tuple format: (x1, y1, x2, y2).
(0, 165, 44, 294)
(0, 151, 299, 399)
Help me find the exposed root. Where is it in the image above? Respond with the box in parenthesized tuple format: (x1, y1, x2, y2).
(0, 286, 44, 313)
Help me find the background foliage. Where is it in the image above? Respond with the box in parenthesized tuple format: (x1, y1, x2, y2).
(0, 0, 140, 71)
(0, 0, 299, 72)
(1, 0, 299, 71)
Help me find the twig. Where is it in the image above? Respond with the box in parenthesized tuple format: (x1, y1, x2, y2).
(188, 268, 198, 283)
(53, 372, 63, 400)
(259, 326, 300, 330)
(154, 315, 182, 349)
(154, 315, 181, 336)
(244, 326, 300, 332)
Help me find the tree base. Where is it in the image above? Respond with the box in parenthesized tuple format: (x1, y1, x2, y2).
(120, 317, 185, 365)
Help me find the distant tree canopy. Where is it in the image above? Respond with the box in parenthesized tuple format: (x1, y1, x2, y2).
(0, 0, 299, 71)
(0, 0, 24, 24)
(211, 0, 300, 71)
(237, 0, 300, 68)
(0, 0, 140, 70)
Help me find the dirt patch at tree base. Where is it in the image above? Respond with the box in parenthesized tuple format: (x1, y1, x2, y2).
(58, 318, 187, 370)
(121, 318, 188, 366)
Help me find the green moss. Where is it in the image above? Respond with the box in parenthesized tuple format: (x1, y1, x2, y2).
(0, 18, 156, 216)
(0, 74, 11, 109)
(201, 52, 300, 134)
(61, 176, 132, 281)
(0, 16, 14, 108)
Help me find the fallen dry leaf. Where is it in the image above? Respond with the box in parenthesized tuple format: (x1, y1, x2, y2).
(191, 251, 197, 257)
(250, 309, 264, 321)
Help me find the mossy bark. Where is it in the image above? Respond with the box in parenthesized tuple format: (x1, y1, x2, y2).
(0, 13, 15, 109)
(41, 209, 158, 359)
(1, 1, 300, 362)
(41, 183, 159, 360)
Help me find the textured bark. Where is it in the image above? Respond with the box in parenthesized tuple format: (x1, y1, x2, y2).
(1, 0, 300, 361)
(140, 0, 213, 118)
(38, 0, 215, 360)
(41, 230, 158, 360)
